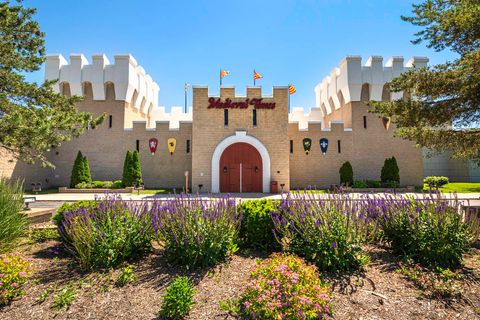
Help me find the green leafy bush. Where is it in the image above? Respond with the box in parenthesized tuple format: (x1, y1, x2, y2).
(352, 180, 368, 188)
(70, 151, 92, 188)
(339, 161, 353, 186)
(238, 200, 279, 251)
(160, 276, 196, 319)
(152, 196, 241, 268)
(0, 179, 28, 252)
(74, 182, 92, 189)
(273, 193, 369, 272)
(381, 156, 400, 185)
(0, 252, 33, 306)
(424, 176, 449, 187)
(365, 180, 381, 188)
(241, 253, 332, 319)
(56, 195, 153, 269)
(112, 180, 123, 189)
(376, 194, 477, 269)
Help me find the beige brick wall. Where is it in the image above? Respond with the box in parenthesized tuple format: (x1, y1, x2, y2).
(5, 83, 424, 191)
(191, 86, 290, 192)
(288, 101, 424, 188)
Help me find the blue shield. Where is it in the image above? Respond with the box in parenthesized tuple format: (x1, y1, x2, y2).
(319, 138, 329, 154)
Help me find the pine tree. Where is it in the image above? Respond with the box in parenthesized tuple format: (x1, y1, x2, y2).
(131, 150, 143, 187)
(339, 161, 353, 186)
(369, 0, 480, 163)
(0, 1, 104, 167)
(122, 151, 133, 187)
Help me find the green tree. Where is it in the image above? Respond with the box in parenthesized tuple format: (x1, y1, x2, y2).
(70, 151, 91, 187)
(0, 1, 104, 168)
(339, 161, 353, 186)
(381, 157, 400, 185)
(131, 150, 142, 187)
(81, 153, 92, 184)
(369, 0, 480, 163)
(122, 151, 133, 187)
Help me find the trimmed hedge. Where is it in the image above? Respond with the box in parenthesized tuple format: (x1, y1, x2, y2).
(70, 151, 92, 188)
(424, 176, 449, 187)
(238, 200, 280, 251)
(339, 161, 353, 186)
(381, 156, 400, 186)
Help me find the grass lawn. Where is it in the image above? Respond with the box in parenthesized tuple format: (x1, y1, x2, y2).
(291, 189, 328, 194)
(138, 188, 174, 195)
(423, 182, 480, 193)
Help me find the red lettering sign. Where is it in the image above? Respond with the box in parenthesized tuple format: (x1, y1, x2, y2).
(207, 97, 275, 109)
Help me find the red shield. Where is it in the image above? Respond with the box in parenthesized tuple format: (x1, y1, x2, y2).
(148, 138, 158, 155)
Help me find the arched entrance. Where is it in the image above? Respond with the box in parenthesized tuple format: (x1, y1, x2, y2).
(219, 143, 262, 193)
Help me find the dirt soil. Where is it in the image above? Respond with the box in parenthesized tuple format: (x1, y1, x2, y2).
(1, 241, 479, 320)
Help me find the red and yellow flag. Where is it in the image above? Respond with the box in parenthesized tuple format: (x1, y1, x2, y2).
(289, 84, 297, 95)
(253, 70, 263, 80)
(220, 70, 230, 78)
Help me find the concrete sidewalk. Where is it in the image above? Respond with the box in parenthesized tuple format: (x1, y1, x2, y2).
(30, 191, 480, 202)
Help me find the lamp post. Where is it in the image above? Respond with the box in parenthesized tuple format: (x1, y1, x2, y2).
(184, 83, 190, 113)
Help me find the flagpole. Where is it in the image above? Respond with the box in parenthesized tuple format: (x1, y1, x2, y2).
(288, 84, 291, 113)
(220, 69, 222, 86)
(253, 69, 256, 86)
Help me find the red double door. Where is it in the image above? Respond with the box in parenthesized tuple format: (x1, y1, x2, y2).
(220, 143, 262, 193)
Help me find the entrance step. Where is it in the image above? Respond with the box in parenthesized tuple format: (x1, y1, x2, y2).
(22, 208, 55, 224)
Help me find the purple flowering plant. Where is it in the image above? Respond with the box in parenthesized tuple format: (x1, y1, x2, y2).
(56, 194, 154, 269)
(370, 191, 480, 269)
(151, 194, 241, 268)
(0, 252, 33, 306)
(272, 192, 372, 272)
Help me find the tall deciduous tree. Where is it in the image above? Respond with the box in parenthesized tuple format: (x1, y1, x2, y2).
(369, 0, 480, 163)
(0, 1, 104, 168)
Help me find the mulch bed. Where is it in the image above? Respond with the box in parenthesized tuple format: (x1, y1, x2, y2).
(1, 241, 479, 320)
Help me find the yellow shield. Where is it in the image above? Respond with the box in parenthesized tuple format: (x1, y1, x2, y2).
(167, 138, 176, 155)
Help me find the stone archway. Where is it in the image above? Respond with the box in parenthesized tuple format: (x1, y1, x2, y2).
(211, 131, 270, 193)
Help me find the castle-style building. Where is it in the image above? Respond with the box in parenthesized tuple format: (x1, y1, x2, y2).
(2, 54, 433, 192)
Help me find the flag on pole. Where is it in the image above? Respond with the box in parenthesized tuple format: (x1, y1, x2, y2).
(289, 84, 297, 95)
(220, 69, 230, 86)
(220, 70, 230, 78)
(253, 70, 263, 86)
(253, 70, 263, 80)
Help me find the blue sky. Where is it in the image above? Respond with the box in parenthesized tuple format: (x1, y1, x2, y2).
(24, 0, 455, 111)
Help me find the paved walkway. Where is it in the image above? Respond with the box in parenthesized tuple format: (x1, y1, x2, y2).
(29, 191, 480, 202)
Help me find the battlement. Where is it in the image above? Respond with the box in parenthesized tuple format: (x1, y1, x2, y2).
(192, 85, 289, 99)
(288, 107, 352, 131)
(314, 55, 429, 116)
(45, 54, 159, 117)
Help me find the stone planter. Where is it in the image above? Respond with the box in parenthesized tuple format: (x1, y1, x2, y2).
(58, 187, 135, 193)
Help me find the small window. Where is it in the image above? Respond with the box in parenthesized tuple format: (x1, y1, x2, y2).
(337, 140, 341, 153)
(109, 115, 113, 128)
(290, 140, 293, 154)
(186, 140, 190, 154)
(224, 109, 229, 127)
(253, 109, 257, 127)
(136, 140, 140, 152)
(363, 116, 367, 129)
